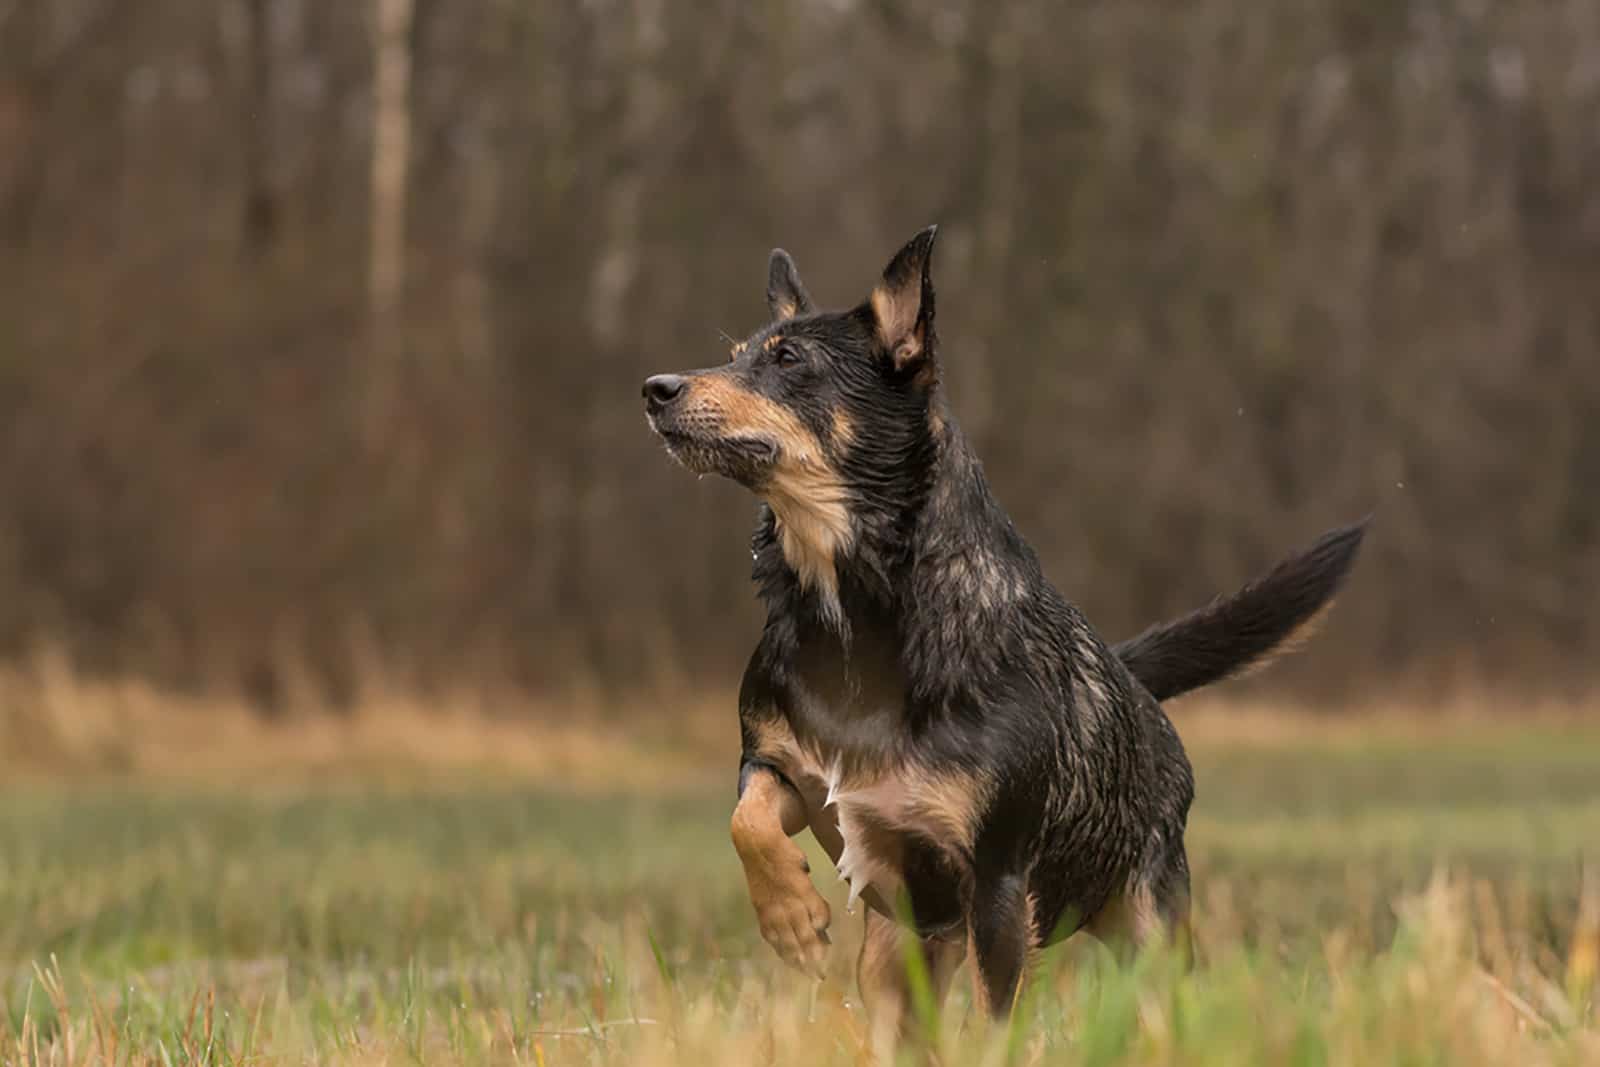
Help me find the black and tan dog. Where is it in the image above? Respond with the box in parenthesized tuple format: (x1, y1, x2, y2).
(641, 227, 1366, 1026)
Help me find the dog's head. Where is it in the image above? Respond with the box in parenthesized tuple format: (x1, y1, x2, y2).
(644, 224, 940, 483)
(642, 227, 944, 607)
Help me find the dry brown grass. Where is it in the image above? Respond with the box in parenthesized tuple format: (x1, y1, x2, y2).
(3, 644, 1596, 787)
(0, 647, 727, 788)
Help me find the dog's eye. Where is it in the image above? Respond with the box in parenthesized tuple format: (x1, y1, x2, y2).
(774, 344, 803, 368)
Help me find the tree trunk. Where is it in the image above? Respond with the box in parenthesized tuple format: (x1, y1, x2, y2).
(586, 0, 663, 348)
(240, 0, 278, 259)
(367, 0, 415, 432)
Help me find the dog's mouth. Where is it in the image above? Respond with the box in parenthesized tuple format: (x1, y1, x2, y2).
(648, 417, 779, 483)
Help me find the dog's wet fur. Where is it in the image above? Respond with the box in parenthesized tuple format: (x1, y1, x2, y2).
(643, 227, 1367, 1024)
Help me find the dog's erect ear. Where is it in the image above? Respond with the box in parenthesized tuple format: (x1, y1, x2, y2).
(869, 225, 938, 372)
(767, 249, 814, 322)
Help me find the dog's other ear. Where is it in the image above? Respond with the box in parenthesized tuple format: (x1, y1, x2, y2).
(767, 249, 814, 322)
(869, 225, 938, 372)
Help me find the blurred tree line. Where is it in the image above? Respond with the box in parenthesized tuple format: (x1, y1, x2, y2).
(0, 0, 1595, 708)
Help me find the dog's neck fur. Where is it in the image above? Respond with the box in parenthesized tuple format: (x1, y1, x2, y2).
(753, 395, 1050, 706)
(763, 465, 855, 631)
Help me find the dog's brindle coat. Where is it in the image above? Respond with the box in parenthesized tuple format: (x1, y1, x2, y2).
(643, 227, 1367, 1026)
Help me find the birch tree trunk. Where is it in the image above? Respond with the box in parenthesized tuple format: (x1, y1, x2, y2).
(367, 0, 414, 432)
(586, 0, 663, 348)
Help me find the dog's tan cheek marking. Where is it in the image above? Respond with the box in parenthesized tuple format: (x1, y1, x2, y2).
(688, 376, 855, 621)
(694, 378, 854, 621)
(692, 376, 767, 440)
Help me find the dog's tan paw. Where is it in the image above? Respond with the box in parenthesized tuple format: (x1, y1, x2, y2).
(742, 840, 832, 977)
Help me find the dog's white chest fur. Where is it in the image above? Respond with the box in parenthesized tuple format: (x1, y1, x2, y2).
(821, 763, 911, 911)
(768, 733, 986, 913)
(770, 701, 906, 908)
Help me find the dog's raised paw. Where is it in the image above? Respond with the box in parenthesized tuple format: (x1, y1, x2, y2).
(744, 839, 833, 978)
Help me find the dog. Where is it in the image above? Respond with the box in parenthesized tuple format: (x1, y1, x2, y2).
(642, 226, 1367, 1028)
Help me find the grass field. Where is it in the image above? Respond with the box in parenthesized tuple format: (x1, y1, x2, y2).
(3, 709, 1599, 1065)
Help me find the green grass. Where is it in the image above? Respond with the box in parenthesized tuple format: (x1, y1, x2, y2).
(2, 726, 1598, 1064)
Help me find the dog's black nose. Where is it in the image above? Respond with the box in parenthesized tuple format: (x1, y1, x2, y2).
(643, 374, 686, 411)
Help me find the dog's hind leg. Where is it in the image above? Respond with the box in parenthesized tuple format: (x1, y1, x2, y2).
(857, 910, 965, 1042)
(1086, 841, 1193, 964)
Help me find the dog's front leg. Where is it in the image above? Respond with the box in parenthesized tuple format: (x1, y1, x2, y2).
(858, 909, 966, 1042)
(731, 763, 833, 977)
(967, 872, 1034, 1019)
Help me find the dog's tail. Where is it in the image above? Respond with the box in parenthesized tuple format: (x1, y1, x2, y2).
(1113, 518, 1370, 702)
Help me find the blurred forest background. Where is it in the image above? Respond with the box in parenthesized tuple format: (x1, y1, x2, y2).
(1, 0, 1596, 713)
